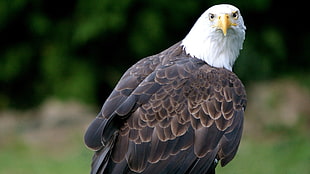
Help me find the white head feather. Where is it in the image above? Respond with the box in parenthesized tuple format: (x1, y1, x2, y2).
(181, 4, 246, 71)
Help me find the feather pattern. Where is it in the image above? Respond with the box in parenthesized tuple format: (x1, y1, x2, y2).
(84, 42, 247, 174)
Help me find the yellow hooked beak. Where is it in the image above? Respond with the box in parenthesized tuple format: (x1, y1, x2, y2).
(216, 14, 237, 36)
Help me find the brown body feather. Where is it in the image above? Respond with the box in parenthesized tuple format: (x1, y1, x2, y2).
(84, 42, 247, 174)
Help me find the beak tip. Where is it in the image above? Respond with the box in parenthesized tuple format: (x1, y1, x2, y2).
(222, 29, 227, 36)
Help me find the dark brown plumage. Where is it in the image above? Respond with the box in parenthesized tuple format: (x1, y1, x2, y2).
(84, 42, 247, 174)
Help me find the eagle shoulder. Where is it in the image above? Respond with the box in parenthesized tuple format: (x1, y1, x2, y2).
(84, 42, 184, 150)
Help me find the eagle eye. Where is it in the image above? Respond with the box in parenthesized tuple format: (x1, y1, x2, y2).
(232, 11, 239, 19)
(209, 13, 215, 21)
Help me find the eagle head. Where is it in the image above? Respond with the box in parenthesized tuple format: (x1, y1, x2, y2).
(182, 4, 246, 71)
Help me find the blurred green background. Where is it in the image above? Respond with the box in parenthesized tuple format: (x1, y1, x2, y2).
(0, 0, 309, 173)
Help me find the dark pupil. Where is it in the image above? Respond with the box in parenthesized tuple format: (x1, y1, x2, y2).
(209, 14, 214, 19)
(233, 12, 238, 18)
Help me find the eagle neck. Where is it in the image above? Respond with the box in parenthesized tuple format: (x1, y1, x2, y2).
(181, 24, 244, 71)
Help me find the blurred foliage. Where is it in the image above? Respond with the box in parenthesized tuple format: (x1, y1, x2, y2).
(0, 0, 309, 109)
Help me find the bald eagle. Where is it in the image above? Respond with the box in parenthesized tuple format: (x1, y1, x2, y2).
(84, 4, 247, 174)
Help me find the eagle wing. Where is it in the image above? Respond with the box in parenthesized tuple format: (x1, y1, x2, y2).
(84, 54, 246, 174)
